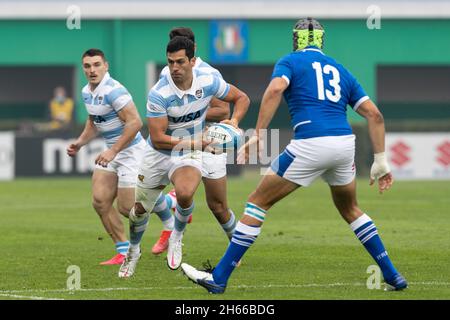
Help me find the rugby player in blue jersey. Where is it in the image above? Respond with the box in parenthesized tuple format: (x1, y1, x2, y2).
(181, 18, 407, 293)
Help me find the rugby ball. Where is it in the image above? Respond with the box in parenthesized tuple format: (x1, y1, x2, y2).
(205, 123, 243, 150)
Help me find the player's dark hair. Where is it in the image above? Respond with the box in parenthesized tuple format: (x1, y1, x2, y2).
(166, 36, 195, 59)
(82, 48, 106, 61)
(169, 27, 195, 43)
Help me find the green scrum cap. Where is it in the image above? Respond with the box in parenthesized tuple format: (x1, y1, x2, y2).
(293, 17, 325, 51)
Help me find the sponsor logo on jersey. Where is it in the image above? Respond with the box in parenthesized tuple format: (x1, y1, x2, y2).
(91, 115, 106, 123)
(169, 110, 201, 123)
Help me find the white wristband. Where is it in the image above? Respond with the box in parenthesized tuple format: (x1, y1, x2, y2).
(370, 152, 390, 180)
(374, 152, 387, 164)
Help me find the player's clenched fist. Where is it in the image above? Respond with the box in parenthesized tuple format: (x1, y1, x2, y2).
(67, 143, 81, 157)
(95, 149, 118, 167)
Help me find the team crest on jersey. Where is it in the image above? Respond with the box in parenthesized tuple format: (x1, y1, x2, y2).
(138, 174, 144, 182)
(195, 89, 203, 99)
(98, 96, 104, 103)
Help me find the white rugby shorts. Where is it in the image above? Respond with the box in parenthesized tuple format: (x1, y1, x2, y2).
(202, 152, 227, 179)
(94, 139, 146, 188)
(137, 146, 206, 189)
(270, 135, 356, 187)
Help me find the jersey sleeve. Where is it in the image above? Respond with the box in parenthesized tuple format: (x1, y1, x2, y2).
(106, 86, 132, 111)
(272, 55, 293, 86)
(211, 75, 230, 99)
(210, 69, 224, 80)
(347, 74, 369, 110)
(146, 90, 167, 118)
(197, 59, 224, 79)
(159, 66, 169, 79)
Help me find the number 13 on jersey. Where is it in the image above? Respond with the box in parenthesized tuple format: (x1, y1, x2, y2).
(312, 62, 341, 103)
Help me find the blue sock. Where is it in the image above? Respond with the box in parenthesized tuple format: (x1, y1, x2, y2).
(173, 203, 194, 236)
(115, 241, 129, 255)
(165, 194, 173, 209)
(213, 221, 261, 286)
(350, 214, 398, 281)
(153, 193, 174, 230)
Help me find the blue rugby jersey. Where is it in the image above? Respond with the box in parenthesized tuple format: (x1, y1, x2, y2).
(272, 46, 369, 139)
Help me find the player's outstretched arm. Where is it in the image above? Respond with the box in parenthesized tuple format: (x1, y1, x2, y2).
(254, 77, 288, 134)
(237, 77, 288, 164)
(67, 118, 97, 157)
(356, 99, 393, 193)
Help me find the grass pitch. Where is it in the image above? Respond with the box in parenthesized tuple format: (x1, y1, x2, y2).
(0, 173, 449, 300)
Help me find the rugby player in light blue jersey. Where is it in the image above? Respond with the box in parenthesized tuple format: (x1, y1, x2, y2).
(67, 49, 145, 266)
(118, 36, 250, 277)
(181, 18, 407, 293)
(150, 27, 239, 257)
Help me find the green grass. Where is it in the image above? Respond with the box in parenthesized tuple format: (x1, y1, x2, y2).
(0, 174, 449, 300)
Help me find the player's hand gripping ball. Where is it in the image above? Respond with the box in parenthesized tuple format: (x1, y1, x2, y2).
(205, 123, 244, 151)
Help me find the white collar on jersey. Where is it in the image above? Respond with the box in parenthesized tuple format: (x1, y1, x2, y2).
(301, 48, 324, 55)
(167, 68, 199, 99)
(88, 72, 111, 96)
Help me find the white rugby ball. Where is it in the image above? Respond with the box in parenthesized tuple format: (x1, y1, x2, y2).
(205, 123, 243, 150)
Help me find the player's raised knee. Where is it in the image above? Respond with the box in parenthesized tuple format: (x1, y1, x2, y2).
(174, 187, 195, 206)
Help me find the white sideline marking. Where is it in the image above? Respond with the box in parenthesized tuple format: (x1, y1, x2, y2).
(0, 293, 64, 300)
(0, 281, 448, 296)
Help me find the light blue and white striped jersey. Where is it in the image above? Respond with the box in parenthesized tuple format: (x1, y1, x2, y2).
(161, 56, 225, 130)
(147, 68, 230, 155)
(82, 72, 143, 148)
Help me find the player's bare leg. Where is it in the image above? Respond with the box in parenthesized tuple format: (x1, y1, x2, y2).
(242, 171, 299, 226)
(116, 187, 135, 218)
(92, 171, 116, 238)
(167, 166, 202, 270)
(203, 177, 236, 239)
(92, 170, 129, 265)
(329, 179, 407, 290)
(328, 179, 363, 223)
(182, 170, 299, 293)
